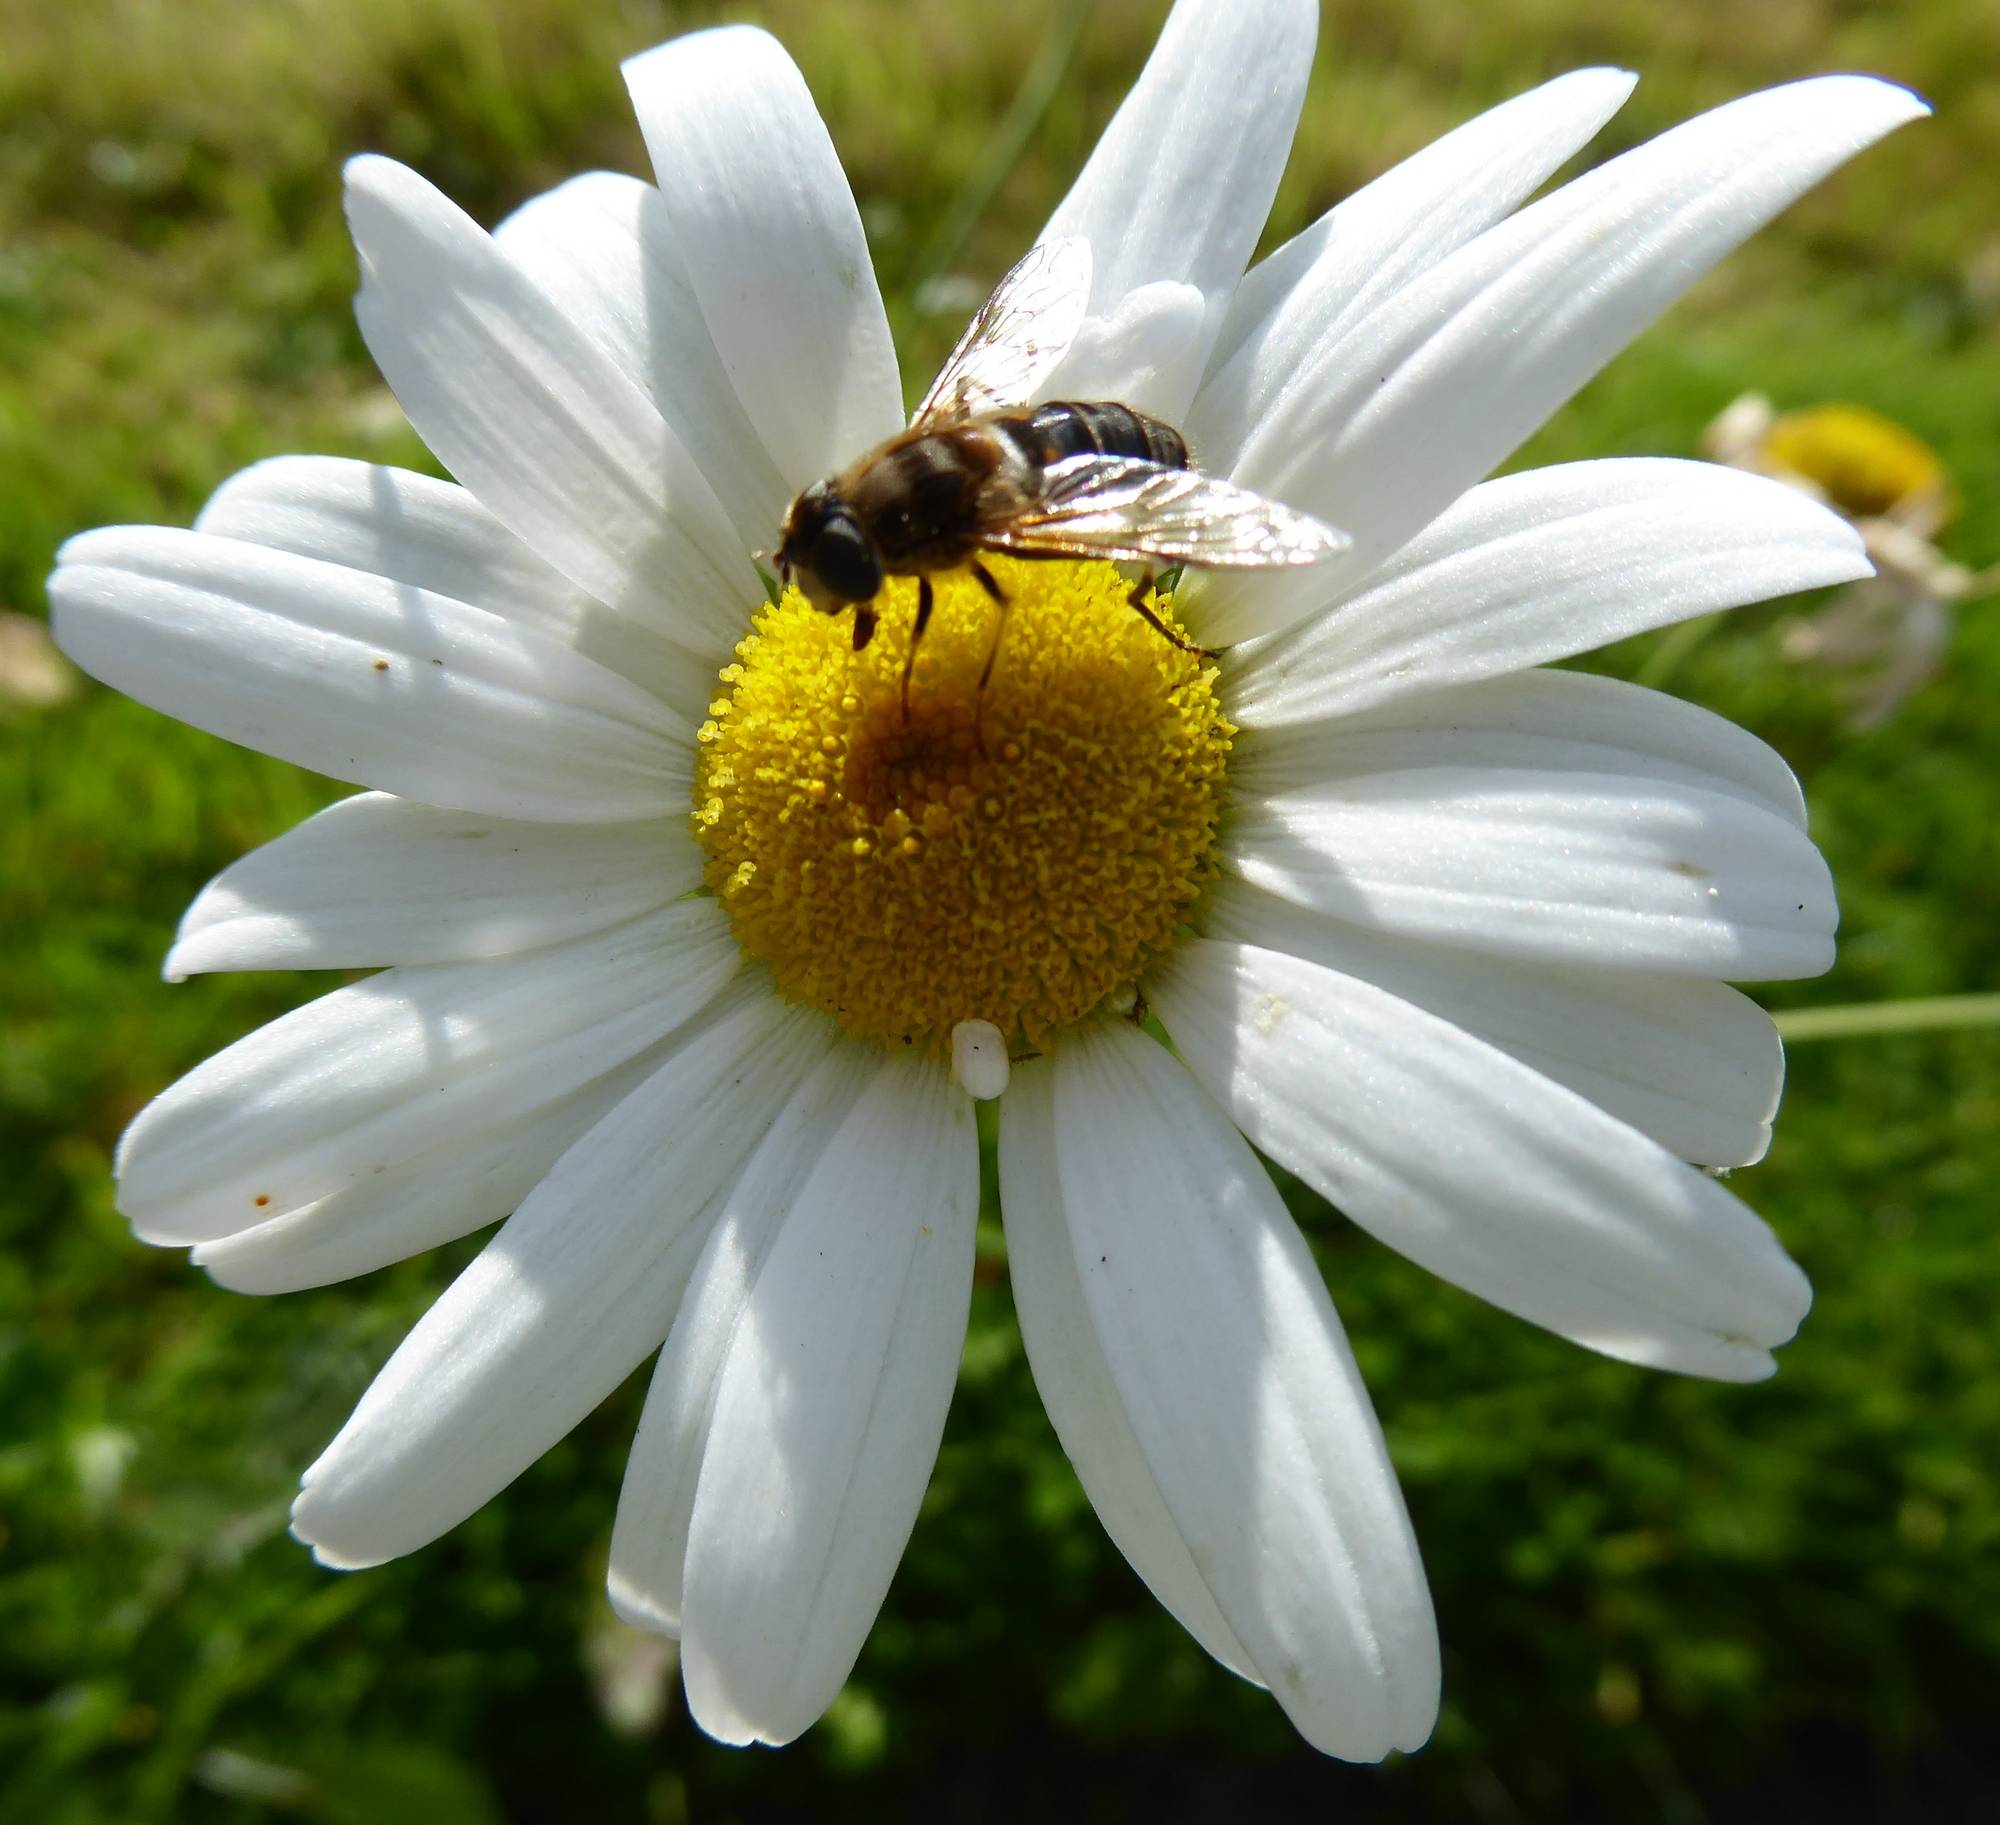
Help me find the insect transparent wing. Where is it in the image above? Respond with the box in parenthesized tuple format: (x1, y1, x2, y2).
(911, 238, 1093, 429)
(979, 456, 1352, 569)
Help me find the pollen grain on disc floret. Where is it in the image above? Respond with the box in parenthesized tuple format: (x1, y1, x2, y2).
(692, 555, 1233, 1052)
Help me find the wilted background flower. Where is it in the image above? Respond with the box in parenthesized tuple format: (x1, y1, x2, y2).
(5, 0, 1998, 1818)
(1704, 391, 1999, 727)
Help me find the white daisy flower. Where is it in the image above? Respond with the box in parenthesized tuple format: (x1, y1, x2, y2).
(48, 0, 1922, 1761)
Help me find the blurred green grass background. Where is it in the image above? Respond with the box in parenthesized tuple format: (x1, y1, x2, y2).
(4, 0, 1998, 1819)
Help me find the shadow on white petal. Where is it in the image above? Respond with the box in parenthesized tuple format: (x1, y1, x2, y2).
(344, 154, 761, 664)
(999, 1055, 1264, 1684)
(1201, 79, 1926, 644)
(191, 1045, 669, 1293)
(1201, 876, 1784, 1170)
(196, 455, 717, 720)
(51, 526, 696, 823)
(607, 1041, 881, 1641)
(1219, 459, 1869, 721)
(118, 902, 739, 1245)
(1034, 1023, 1440, 1760)
(1150, 938, 1812, 1381)
(623, 27, 902, 491)
(494, 171, 792, 554)
(1038, 0, 1317, 421)
(166, 792, 700, 979)
(678, 1053, 979, 1748)
(288, 983, 835, 1572)
(1223, 764, 1838, 981)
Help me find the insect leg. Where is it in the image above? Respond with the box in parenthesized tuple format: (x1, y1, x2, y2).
(1126, 572, 1211, 657)
(901, 576, 935, 722)
(970, 560, 1012, 759)
(852, 604, 880, 652)
(972, 561, 1012, 694)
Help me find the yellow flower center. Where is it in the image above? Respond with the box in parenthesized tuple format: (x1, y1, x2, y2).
(693, 556, 1232, 1052)
(1765, 403, 1953, 525)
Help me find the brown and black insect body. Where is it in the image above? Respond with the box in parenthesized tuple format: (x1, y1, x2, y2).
(771, 238, 1348, 715)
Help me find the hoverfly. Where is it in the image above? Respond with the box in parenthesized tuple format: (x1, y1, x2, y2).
(771, 238, 1347, 712)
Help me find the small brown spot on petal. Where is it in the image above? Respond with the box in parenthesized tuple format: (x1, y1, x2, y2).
(253, 1194, 271, 1208)
(372, 658, 391, 673)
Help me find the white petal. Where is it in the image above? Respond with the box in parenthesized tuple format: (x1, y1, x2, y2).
(1236, 666, 1809, 831)
(679, 1054, 979, 1747)
(1222, 460, 1870, 718)
(1042, 281, 1208, 423)
(117, 900, 737, 1243)
(344, 154, 759, 659)
(1044, 1022, 1439, 1760)
(996, 1057, 1262, 1682)
(1150, 940, 1813, 1378)
(193, 1051, 661, 1293)
(1038, 0, 1317, 417)
(195, 455, 709, 717)
(198, 456, 582, 629)
(1198, 76, 1926, 644)
(166, 792, 700, 979)
(1194, 68, 1637, 465)
(493, 173, 791, 554)
(1226, 766, 1837, 980)
(290, 986, 834, 1570)
(1203, 877, 1784, 1168)
(608, 1043, 883, 1637)
(623, 28, 901, 487)
(50, 526, 690, 822)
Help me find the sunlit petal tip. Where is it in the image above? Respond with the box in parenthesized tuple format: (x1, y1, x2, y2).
(339, 150, 414, 234)
(604, 1572, 681, 1641)
(620, 20, 782, 84)
(289, 1482, 389, 1574)
(50, 525, 116, 573)
(124, 1208, 197, 1249)
(681, 1695, 775, 1751)
(185, 1237, 249, 1286)
(1807, 71, 1931, 120)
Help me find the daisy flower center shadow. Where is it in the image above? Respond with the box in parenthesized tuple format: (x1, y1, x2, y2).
(693, 555, 1233, 1052)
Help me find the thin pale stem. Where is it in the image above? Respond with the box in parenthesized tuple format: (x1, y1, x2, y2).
(1775, 993, 2000, 1043)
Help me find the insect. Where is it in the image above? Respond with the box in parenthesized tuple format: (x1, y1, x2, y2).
(771, 237, 1349, 714)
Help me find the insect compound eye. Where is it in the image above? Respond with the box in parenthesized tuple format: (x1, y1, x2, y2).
(808, 514, 883, 604)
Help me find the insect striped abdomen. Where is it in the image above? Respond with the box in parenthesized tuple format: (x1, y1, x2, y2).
(1004, 402, 1190, 473)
